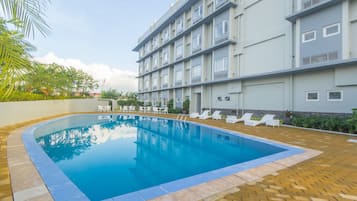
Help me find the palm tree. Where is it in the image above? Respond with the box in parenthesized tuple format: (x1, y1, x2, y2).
(0, 0, 50, 98)
(1, 0, 51, 37)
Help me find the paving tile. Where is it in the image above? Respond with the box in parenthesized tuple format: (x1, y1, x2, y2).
(3, 113, 357, 201)
(339, 194, 357, 200)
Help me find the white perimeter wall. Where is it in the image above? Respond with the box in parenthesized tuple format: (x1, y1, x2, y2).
(0, 99, 108, 127)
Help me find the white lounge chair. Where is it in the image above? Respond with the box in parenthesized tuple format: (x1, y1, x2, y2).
(97, 105, 104, 112)
(153, 106, 159, 113)
(199, 110, 210, 119)
(123, 106, 129, 112)
(244, 114, 275, 126)
(105, 105, 111, 112)
(212, 111, 222, 120)
(189, 112, 199, 118)
(161, 106, 168, 114)
(226, 113, 253, 124)
(139, 106, 144, 112)
(146, 106, 152, 113)
(129, 105, 136, 112)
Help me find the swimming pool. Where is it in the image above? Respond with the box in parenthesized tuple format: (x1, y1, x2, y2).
(23, 114, 303, 201)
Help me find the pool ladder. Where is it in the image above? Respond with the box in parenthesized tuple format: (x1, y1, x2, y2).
(176, 114, 187, 121)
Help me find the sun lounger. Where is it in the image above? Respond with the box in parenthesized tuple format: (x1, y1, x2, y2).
(244, 114, 275, 126)
(189, 112, 199, 118)
(226, 113, 253, 123)
(199, 110, 210, 119)
(212, 111, 222, 120)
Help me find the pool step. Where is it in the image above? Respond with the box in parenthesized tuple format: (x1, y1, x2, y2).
(176, 114, 188, 121)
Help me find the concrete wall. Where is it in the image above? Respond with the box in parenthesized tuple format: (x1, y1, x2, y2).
(241, 0, 292, 76)
(0, 99, 108, 127)
(300, 4, 342, 65)
(293, 68, 357, 113)
(242, 78, 288, 111)
(350, 0, 357, 58)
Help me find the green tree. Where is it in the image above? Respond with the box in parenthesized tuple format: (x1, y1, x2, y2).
(1, 0, 51, 37)
(101, 88, 120, 99)
(0, 19, 33, 97)
(20, 63, 99, 98)
(0, 0, 50, 98)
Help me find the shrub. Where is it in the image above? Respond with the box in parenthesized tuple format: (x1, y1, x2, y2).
(183, 99, 190, 114)
(290, 114, 355, 134)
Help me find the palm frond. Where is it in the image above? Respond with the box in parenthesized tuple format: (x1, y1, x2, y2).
(0, 0, 51, 37)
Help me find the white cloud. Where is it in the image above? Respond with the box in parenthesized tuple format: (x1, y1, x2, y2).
(33, 52, 137, 93)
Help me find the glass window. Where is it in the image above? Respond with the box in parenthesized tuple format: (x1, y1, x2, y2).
(302, 30, 316, 43)
(175, 71, 182, 82)
(145, 60, 150, 72)
(145, 43, 151, 54)
(176, 17, 184, 34)
(192, 3, 203, 23)
(302, 0, 322, 9)
(162, 28, 169, 42)
(153, 37, 159, 49)
(152, 78, 158, 87)
(192, 65, 201, 78)
(215, 0, 227, 9)
(145, 80, 150, 89)
(176, 44, 183, 59)
(215, 20, 228, 42)
(306, 91, 319, 101)
(192, 33, 202, 52)
(327, 91, 342, 101)
(214, 57, 228, 73)
(163, 74, 168, 84)
(162, 48, 169, 64)
(153, 55, 158, 68)
(323, 23, 340, 38)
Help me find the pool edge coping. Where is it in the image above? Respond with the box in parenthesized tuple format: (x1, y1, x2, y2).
(7, 113, 322, 201)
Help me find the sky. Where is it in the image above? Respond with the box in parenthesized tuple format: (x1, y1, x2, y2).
(31, 0, 176, 92)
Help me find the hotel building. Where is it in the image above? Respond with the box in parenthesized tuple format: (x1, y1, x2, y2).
(133, 0, 357, 118)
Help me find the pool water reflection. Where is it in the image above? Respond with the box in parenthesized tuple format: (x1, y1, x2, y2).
(35, 115, 286, 201)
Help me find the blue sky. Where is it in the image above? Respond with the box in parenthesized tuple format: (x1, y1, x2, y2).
(31, 0, 175, 91)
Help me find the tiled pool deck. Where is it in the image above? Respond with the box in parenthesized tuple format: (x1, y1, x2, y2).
(1, 113, 357, 201)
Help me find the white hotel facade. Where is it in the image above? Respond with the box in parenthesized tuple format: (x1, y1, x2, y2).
(133, 0, 357, 118)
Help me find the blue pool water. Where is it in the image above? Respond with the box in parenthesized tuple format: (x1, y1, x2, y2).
(33, 115, 287, 201)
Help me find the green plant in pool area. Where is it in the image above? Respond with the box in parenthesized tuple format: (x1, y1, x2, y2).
(290, 112, 356, 134)
(183, 98, 190, 114)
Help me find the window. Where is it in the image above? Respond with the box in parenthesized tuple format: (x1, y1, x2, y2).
(214, 57, 228, 73)
(176, 17, 184, 34)
(192, 65, 201, 78)
(323, 23, 340, 38)
(145, 80, 150, 89)
(215, 0, 227, 9)
(162, 48, 169, 64)
(306, 91, 319, 101)
(327, 90, 343, 101)
(215, 20, 228, 42)
(162, 28, 169, 42)
(153, 54, 158, 68)
(152, 78, 158, 88)
(145, 43, 151, 54)
(145, 60, 150, 72)
(302, 0, 322, 9)
(176, 43, 183, 59)
(192, 4, 203, 23)
(302, 30, 316, 43)
(163, 74, 168, 84)
(153, 37, 159, 49)
(139, 64, 143, 74)
(192, 33, 202, 52)
(175, 71, 182, 82)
